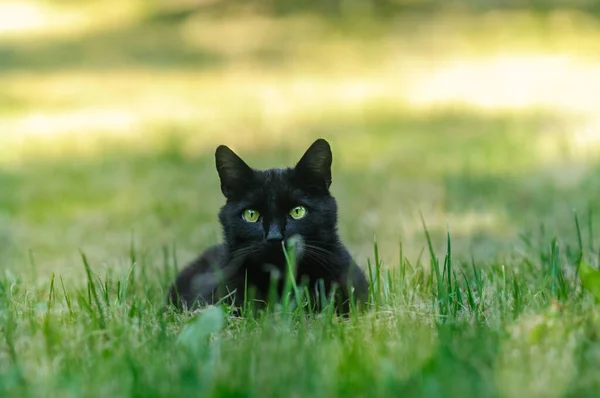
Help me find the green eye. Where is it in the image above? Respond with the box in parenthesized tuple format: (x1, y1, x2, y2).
(242, 209, 260, 223)
(290, 206, 307, 220)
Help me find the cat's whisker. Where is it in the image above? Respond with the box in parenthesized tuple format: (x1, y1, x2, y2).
(302, 243, 337, 259)
(302, 253, 336, 278)
(301, 246, 341, 280)
(230, 246, 259, 262)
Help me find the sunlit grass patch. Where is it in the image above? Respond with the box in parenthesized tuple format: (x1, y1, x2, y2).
(0, 0, 142, 38)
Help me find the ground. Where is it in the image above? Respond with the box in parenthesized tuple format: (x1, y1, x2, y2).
(2, 1, 600, 396)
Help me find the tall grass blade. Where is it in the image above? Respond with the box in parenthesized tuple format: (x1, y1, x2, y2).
(47, 272, 55, 310)
(80, 251, 106, 329)
(59, 274, 73, 317)
(589, 204, 595, 253)
(421, 213, 446, 316)
(574, 211, 584, 264)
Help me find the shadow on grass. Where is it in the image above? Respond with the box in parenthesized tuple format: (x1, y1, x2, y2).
(445, 164, 600, 231)
(394, 324, 500, 397)
(0, 16, 223, 73)
(148, 0, 600, 19)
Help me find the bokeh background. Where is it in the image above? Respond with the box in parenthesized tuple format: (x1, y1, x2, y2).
(2, 0, 600, 286)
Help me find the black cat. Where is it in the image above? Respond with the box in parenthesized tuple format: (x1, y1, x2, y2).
(166, 138, 369, 313)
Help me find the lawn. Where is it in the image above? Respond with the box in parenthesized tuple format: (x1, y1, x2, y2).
(2, 0, 600, 396)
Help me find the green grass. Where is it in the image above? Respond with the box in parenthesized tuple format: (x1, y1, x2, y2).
(4, 0, 600, 396)
(2, 215, 600, 397)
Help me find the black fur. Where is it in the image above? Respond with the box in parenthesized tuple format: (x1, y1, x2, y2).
(166, 139, 369, 313)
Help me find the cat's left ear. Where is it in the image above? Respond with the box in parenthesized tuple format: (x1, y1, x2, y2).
(294, 138, 332, 191)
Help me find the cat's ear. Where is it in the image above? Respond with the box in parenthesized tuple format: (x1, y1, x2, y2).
(215, 145, 253, 198)
(294, 138, 332, 191)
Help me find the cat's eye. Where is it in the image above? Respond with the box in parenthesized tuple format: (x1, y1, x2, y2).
(289, 206, 307, 220)
(242, 209, 260, 223)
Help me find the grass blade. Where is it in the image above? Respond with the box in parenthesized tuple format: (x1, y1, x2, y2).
(80, 251, 106, 330)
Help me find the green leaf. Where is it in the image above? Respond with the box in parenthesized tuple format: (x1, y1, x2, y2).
(176, 306, 226, 356)
(578, 260, 600, 302)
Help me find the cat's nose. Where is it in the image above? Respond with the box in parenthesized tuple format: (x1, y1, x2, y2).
(266, 225, 283, 243)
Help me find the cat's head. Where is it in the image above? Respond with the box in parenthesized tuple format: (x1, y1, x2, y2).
(215, 139, 339, 264)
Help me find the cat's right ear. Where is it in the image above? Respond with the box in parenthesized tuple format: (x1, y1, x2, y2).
(294, 138, 332, 192)
(215, 145, 253, 198)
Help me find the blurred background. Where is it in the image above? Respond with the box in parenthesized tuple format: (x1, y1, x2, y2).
(2, 0, 600, 284)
